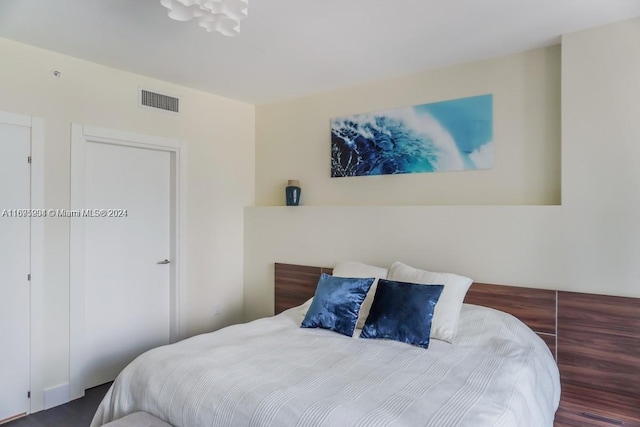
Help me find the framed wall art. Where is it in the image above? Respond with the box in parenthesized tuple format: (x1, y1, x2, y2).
(331, 94, 493, 177)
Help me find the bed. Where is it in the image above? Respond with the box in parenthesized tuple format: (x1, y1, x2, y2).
(91, 262, 561, 427)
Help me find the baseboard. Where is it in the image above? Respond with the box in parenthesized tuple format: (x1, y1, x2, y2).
(0, 413, 27, 425)
(43, 383, 70, 410)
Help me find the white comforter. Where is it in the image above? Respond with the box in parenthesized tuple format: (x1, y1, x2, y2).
(91, 304, 560, 427)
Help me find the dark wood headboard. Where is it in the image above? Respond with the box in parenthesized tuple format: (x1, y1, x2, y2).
(274, 263, 640, 426)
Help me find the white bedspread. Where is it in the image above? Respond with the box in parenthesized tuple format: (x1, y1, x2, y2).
(91, 304, 560, 427)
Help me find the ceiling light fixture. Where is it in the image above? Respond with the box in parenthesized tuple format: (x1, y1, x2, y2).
(160, 0, 248, 37)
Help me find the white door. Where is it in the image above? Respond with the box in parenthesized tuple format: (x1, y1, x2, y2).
(0, 124, 30, 422)
(82, 141, 171, 389)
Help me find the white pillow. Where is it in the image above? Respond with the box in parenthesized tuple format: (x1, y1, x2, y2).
(298, 261, 389, 330)
(387, 261, 472, 343)
(332, 261, 389, 330)
(298, 297, 313, 317)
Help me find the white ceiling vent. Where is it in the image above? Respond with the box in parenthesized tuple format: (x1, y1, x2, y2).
(139, 88, 180, 114)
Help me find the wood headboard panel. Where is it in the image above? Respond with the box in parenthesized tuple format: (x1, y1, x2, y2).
(464, 282, 557, 356)
(274, 263, 640, 425)
(274, 263, 333, 314)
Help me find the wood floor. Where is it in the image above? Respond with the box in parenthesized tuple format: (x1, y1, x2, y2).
(3, 383, 111, 427)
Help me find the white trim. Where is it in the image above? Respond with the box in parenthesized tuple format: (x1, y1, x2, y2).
(43, 383, 69, 410)
(0, 111, 45, 414)
(82, 124, 182, 148)
(29, 118, 45, 413)
(177, 142, 188, 340)
(69, 124, 86, 401)
(69, 124, 187, 400)
(0, 111, 31, 127)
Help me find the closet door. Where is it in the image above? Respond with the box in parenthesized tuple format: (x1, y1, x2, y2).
(0, 122, 31, 423)
(83, 141, 171, 388)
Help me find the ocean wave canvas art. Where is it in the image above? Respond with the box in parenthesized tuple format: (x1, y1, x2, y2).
(331, 94, 493, 177)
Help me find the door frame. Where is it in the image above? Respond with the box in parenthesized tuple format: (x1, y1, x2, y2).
(0, 111, 45, 414)
(69, 124, 187, 400)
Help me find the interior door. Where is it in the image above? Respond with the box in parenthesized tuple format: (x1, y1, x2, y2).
(82, 141, 171, 389)
(0, 123, 30, 422)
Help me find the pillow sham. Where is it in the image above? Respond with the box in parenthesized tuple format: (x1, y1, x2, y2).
(387, 261, 472, 344)
(331, 261, 389, 330)
(301, 273, 375, 337)
(361, 279, 444, 349)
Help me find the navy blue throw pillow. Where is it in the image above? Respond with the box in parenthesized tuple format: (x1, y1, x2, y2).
(301, 273, 375, 337)
(361, 279, 444, 348)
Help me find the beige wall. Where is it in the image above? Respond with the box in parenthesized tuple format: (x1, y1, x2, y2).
(255, 46, 561, 206)
(0, 39, 255, 391)
(244, 18, 640, 321)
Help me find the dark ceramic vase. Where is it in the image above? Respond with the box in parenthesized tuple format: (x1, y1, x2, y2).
(286, 179, 301, 206)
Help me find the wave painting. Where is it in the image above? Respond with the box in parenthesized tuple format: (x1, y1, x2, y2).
(331, 94, 493, 177)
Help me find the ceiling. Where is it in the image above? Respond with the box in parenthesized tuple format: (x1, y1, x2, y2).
(1, 0, 639, 105)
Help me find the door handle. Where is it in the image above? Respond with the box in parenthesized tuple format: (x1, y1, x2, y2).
(157, 259, 171, 265)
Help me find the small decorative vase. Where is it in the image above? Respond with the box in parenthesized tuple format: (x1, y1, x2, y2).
(285, 179, 301, 206)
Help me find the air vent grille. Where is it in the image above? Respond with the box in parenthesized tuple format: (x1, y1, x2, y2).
(140, 89, 179, 113)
